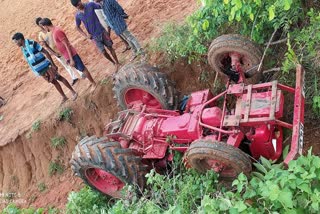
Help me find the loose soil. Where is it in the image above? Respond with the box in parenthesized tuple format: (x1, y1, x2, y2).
(0, 0, 318, 210)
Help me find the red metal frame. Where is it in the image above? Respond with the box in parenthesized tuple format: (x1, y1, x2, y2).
(104, 64, 304, 172)
(81, 40, 306, 196)
(284, 65, 305, 164)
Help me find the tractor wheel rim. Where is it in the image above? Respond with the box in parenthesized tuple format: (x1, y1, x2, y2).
(206, 159, 238, 178)
(85, 168, 124, 197)
(124, 88, 162, 109)
(219, 52, 253, 75)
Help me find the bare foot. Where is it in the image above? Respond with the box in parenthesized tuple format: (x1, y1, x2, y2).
(121, 46, 131, 53)
(60, 97, 68, 105)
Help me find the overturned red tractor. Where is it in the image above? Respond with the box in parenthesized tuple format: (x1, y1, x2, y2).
(70, 35, 305, 198)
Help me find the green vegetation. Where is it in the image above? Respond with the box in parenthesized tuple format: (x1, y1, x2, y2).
(1, 204, 61, 214)
(151, 0, 300, 62)
(151, 0, 320, 114)
(6, 150, 320, 213)
(31, 119, 41, 132)
(48, 160, 64, 176)
(50, 136, 67, 149)
(58, 107, 73, 122)
(25, 119, 42, 139)
(66, 186, 109, 213)
(37, 182, 47, 193)
(1, 204, 44, 214)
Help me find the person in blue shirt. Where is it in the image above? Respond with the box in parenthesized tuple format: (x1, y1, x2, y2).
(101, 0, 146, 62)
(12, 32, 78, 104)
(89, 0, 131, 53)
(71, 0, 120, 73)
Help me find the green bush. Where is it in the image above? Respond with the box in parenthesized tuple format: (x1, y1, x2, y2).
(104, 151, 320, 213)
(66, 186, 109, 214)
(58, 108, 73, 122)
(48, 161, 64, 176)
(38, 182, 47, 193)
(31, 120, 41, 132)
(50, 137, 67, 149)
(1, 204, 44, 214)
(151, 0, 302, 63)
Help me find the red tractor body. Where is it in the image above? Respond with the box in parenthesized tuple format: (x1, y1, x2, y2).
(71, 34, 305, 198)
(104, 66, 304, 165)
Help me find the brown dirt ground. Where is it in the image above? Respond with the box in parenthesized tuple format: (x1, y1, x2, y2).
(0, 0, 319, 211)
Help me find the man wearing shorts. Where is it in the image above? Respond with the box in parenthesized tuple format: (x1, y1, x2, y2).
(89, 0, 131, 53)
(71, 0, 120, 73)
(102, 0, 146, 62)
(40, 18, 97, 91)
(36, 17, 81, 86)
(12, 33, 77, 104)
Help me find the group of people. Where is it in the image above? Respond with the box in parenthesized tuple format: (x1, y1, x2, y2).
(12, 0, 145, 104)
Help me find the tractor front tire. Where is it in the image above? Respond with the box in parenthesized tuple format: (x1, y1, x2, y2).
(112, 63, 178, 110)
(208, 34, 263, 84)
(184, 139, 252, 180)
(70, 136, 148, 198)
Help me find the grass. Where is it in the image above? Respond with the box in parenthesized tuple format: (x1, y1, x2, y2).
(25, 119, 42, 139)
(58, 107, 73, 122)
(48, 161, 65, 176)
(38, 182, 47, 192)
(50, 137, 67, 149)
(31, 119, 41, 132)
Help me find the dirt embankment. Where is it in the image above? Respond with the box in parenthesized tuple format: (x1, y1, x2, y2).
(0, 0, 198, 208)
(1, 59, 214, 208)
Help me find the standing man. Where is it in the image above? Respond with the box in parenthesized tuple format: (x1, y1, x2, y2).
(89, 0, 131, 53)
(70, 0, 120, 73)
(40, 18, 97, 92)
(102, 0, 146, 61)
(12, 32, 77, 104)
(36, 17, 81, 86)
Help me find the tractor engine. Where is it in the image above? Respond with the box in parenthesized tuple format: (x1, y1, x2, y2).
(104, 90, 223, 160)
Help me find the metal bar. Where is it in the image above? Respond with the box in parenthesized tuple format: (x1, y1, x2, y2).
(244, 84, 252, 122)
(275, 120, 293, 129)
(277, 83, 295, 94)
(234, 97, 243, 124)
(199, 122, 235, 134)
(240, 117, 275, 126)
(202, 90, 228, 107)
(284, 65, 305, 165)
(269, 81, 278, 120)
(218, 81, 230, 141)
(170, 147, 189, 152)
(244, 82, 273, 90)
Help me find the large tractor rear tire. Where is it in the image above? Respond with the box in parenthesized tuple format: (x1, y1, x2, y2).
(184, 139, 252, 180)
(208, 34, 263, 84)
(112, 63, 178, 110)
(70, 136, 148, 198)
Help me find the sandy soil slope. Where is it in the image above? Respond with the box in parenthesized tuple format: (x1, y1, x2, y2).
(0, 0, 197, 146)
(0, 0, 198, 209)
